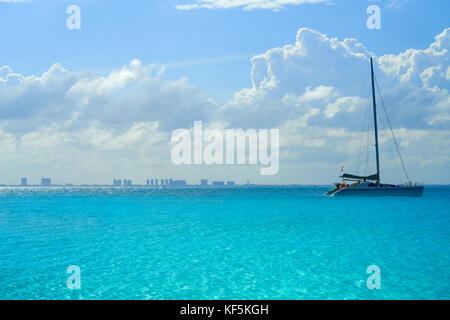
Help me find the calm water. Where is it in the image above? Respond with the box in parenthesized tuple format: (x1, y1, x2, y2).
(0, 186, 449, 300)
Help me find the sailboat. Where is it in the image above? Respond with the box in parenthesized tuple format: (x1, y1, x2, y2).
(326, 58, 424, 197)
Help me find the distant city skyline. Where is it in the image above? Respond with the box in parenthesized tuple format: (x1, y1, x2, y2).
(2, 176, 246, 187)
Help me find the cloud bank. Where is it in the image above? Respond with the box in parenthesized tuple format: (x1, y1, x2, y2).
(0, 28, 449, 184)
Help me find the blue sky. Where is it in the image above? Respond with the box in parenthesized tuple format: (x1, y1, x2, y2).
(0, 0, 449, 185)
(1, 0, 448, 100)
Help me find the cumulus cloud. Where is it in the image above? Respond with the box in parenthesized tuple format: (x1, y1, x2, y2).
(0, 59, 215, 133)
(220, 27, 449, 131)
(379, 28, 450, 89)
(220, 27, 373, 128)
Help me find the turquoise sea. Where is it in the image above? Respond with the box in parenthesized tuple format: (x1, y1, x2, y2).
(0, 186, 449, 300)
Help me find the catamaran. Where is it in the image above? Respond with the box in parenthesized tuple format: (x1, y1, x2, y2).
(326, 58, 424, 197)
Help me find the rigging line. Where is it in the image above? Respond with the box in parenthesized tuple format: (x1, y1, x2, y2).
(374, 74, 410, 182)
(355, 92, 371, 175)
(378, 92, 404, 184)
(360, 101, 372, 176)
(364, 106, 373, 175)
(379, 119, 402, 183)
(342, 63, 370, 171)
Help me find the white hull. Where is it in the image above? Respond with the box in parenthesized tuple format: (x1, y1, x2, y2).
(326, 185, 424, 197)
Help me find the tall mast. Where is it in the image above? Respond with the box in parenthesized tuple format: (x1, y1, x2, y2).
(370, 57, 380, 184)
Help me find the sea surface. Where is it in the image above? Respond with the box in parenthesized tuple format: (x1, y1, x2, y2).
(0, 186, 449, 300)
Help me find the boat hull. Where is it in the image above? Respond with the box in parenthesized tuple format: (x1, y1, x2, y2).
(328, 185, 424, 197)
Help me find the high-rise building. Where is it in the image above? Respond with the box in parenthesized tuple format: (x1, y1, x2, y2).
(146, 179, 150, 186)
(201, 179, 208, 186)
(21, 177, 27, 186)
(41, 178, 51, 186)
(165, 179, 169, 186)
(161, 179, 164, 186)
(169, 178, 173, 186)
(171, 180, 187, 187)
(151, 179, 154, 186)
(113, 179, 122, 186)
(123, 179, 132, 186)
(212, 181, 225, 187)
(155, 179, 159, 186)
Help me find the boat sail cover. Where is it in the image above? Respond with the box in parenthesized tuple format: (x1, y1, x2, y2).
(340, 173, 379, 181)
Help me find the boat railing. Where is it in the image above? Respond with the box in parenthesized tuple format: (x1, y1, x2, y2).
(402, 181, 424, 187)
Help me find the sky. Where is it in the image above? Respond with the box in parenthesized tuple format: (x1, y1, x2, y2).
(0, 0, 449, 185)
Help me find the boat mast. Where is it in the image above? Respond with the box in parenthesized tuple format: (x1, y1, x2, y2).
(370, 58, 381, 184)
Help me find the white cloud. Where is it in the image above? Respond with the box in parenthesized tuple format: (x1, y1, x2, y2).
(220, 27, 449, 130)
(0, 59, 215, 134)
(379, 28, 450, 89)
(176, 0, 409, 11)
(176, 0, 329, 11)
